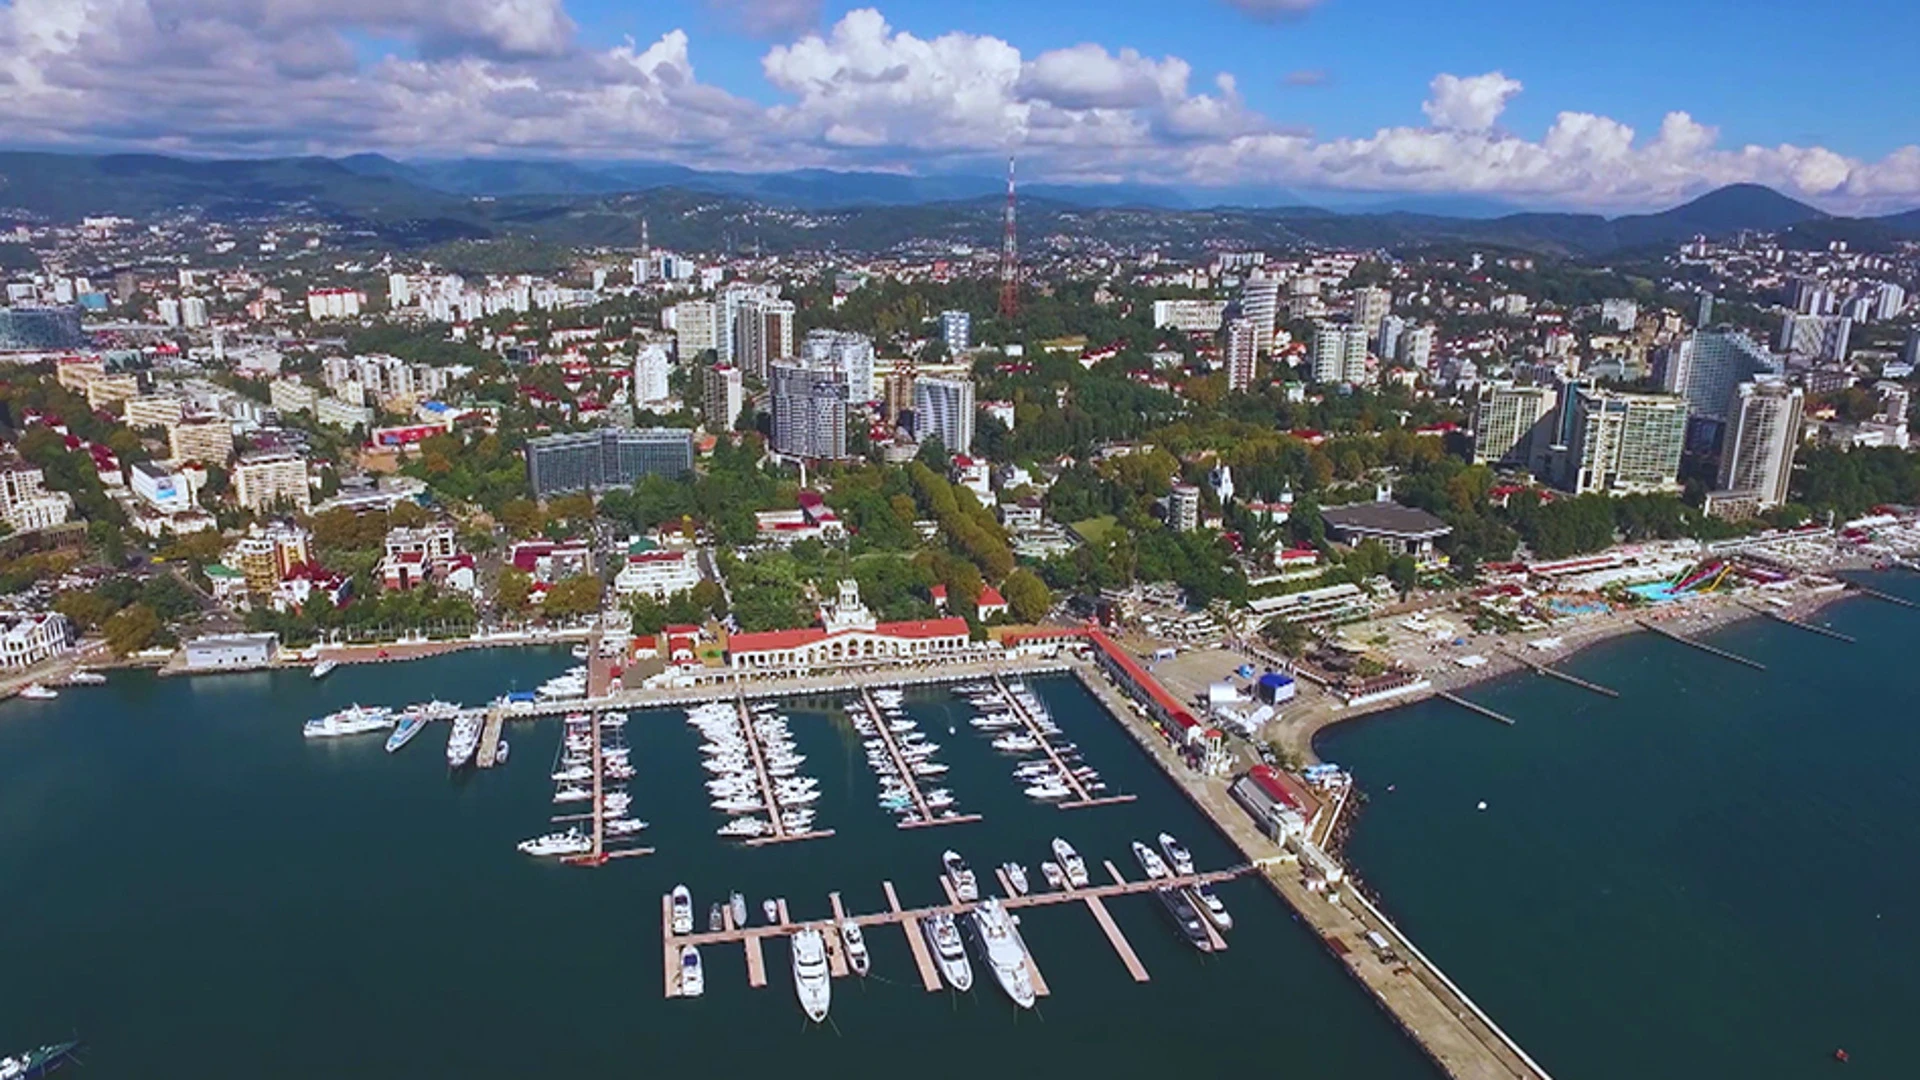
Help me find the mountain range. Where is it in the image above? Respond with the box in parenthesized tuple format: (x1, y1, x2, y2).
(2, 150, 1918, 258)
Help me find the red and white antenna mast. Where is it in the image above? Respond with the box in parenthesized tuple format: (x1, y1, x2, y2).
(998, 155, 1019, 320)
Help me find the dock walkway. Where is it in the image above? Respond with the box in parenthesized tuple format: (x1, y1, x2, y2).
(992, 673, 1136, 810)
(1638, 618, 1767, 669)
(858, 687, 981, 830)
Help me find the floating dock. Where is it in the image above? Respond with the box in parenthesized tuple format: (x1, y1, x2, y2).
(858, 686, 981, 830)
(733, 694, 835, 847)
(560, 710, 652, 866)
(661, 863, 1250, 998)
(1750, 606, 1856, 643)
(992, 673, 1136, 810)
(1507, 653, 1619, 697)
(1637, 618, 1766, 670)
(1437, 691, 1516, 725)
(474, 702, 506, 769)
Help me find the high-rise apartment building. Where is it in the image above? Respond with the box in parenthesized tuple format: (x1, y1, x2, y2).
(1557, 389, 1688, 495)
(884, 365, 917, 424)
(771, 362, 849, 460)
(1238, 274, 1281, 351)
(232, 450, 311, 513)
(1151, 299, 1230, 333)
(1654, 329, 1781, 424)
(912, 376, 975, 455)
(670, 300, 719, 360)
(1776, 314, 1852, 362)
(704, 365, 744, 431)
(1310, 322, 1370, 385)
(1599, 298, 1639, 331)
(940, 310, 972, 352)
(1354, 287, 1392, 332)
(1168, 484, 1201, 532)
(1713, 379, 1803, 510)
(167, 416, 235, 466)
(734, 295, 795, 379)
(1224, 316, 1259, 392)
(1472, 383, 1558, 470)
(633, 344, 672, 407)
(1396, 325, 1435, 370)
(524, 428, 695, 497)
(801, 329, 875, 404)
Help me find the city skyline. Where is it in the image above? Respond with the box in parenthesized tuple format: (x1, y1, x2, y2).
(6, 0, 1920, 213)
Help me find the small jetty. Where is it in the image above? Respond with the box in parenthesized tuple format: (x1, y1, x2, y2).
(733, 694, 835, 847)
(661, 860, 1252, 998)
(1437, 691, 1516, 725)
(992, 673, 1136, 810)
(561, 709, 652, 866)
(474, 701, 507, 769)
(857, 687, 981, 830)
(1748, 605, 1855, 643)
(1507, 652, 1619, 697)
(1636, 619, 1766, 670)
(1847, 582, 1918, 609)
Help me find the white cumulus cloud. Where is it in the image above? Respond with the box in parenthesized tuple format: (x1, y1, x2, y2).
(1422, 71, 1522, 132)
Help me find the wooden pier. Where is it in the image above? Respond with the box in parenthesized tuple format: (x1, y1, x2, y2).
(1637, 618, 1767, 670)
(732, 694, 836, 846)
(858, 687, 982, 830)
(560, 711, 653, 866)
(661, 863, 1251, 998)
(474, 702, 506, 769)
(992, 673, 1137, 811)
(885, 880, 945, 992)
(1507, 653, 1619, 697)
(1437, 691, 1516, 725)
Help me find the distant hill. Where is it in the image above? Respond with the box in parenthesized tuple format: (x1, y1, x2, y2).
(4, 150, 1918, 256)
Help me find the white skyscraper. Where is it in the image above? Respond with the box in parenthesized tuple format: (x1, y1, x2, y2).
(913, 376, 976, 455)
(771, 362, 848, 460)
(1354, 286, 1392, 331)
(1558, 388, 1688, 495)
(1311, 322, 1370, 385)
(1397, 325, 1435, 369)
(1714, 379, 1803, 509)
(633, 344, 671, 406)
(1472, 383, 1558, 470)
(1224, 316, 1259, 392)
(180, 296, 209, 329)
(940, 310, 972, 353)
(801, 329, 876, 404)
(1776, 314, 1851, 362)
(1655, 329, 1781, 423)
(388, 273, 412, 308)
(1238, 273, 1282, 351)
(734, 294, 795, 380)
(670, 300, 719, 360)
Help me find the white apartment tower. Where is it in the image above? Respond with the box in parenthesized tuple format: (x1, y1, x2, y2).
(1224, 316, 1260, 392)
(704, 365, 745, 432)
(1311, 322, 1370, 385)
(912, 376, 976, 455)
(1715, 380, 1803, 509)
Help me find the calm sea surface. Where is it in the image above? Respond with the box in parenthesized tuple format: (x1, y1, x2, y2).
(0, 650, 1431, 1078)
(1318, 572, 1920, 1079)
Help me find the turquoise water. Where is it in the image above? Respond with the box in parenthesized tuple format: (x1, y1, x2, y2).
(1318, 574, 1920, 1078)
(0, 651, 1433, 1077)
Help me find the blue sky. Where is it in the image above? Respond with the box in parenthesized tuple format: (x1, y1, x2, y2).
(5, 0, 1919, 211)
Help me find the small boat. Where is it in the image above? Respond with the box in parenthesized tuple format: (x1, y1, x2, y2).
(0, 1039, 80, 1078)
(1051, 837, 1089, 887)
(709, 903, 724, 932)
(1190, 883, 1233, 931)
(517, 829, 590, 857)
(310, 658, 339, 680)
(1154, 887, 1214, 952)
(494, 739, 510, 764)
(791, 928, 832, 1022)
(1040, 861, 1065, 890)
(1158, 832, 1195, 876)
(304, 703, 392, 738)
(841, 920, 870, 976)
(679, 945, 705, 997)
(1132, 839, 1171, 880)
(604, 817, 649, 836)
(63, 671, 107, 686)
(922, 912, 973, 992)
(1003, 862, 1030, 896)
(571, 643, 592, 660)
(670, 885, 694, 935)
(730, 892, 749, 928)
(942, 849, 980, 903)
(764, 898, 781, 925)
(385, 714, 428, 753)
(445, 714, 482, 768)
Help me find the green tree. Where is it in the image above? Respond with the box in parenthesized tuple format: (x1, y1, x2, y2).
(103, 602, 162, 655)
(1000, 568, 1052, 623)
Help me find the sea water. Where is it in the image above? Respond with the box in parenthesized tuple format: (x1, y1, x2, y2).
(0, 649, 1432, 1078)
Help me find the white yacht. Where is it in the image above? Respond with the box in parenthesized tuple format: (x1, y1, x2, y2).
(1190, 883, 1234, 931)
(840, 920, 870, 976)
(717, 817, 769, 838)
(64, 670, 107, 686)
(445, 714, 483, 768)
(303, 704, 393, 738)
(1003, 863, 1030, 896)
(791, 928, 832, 1022)
(1024, 779, 1073, 801)
(309, 658, 339, 680)
(678, 945, 705, 998)
(553, 785, 592, 803)
(1051, 838, 1090, 887)
(670, 885, 694, 935)
(517, 829, 590, 857)
(605, 817, 649, 836)
(1132, 840, 1171, 880)
(942, 850, 980, 903)
(968, 898, 1036, 1009)
(1158, 832, 1196, 876)
(922, 912, 973, 992)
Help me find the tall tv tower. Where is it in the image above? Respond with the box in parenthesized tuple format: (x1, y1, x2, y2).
(998, 156, 1019, 320)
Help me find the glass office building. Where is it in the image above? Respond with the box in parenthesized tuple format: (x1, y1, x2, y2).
(525, 427, 694, 497)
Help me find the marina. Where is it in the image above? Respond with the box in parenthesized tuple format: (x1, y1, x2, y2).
(660, 854, 1248, 1000)
(850, 686, 980, 829)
